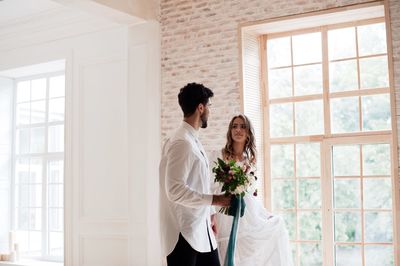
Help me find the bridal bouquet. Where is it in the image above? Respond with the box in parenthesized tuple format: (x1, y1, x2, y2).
(212, 157, 258, 266)
(212, 158, 257, 216)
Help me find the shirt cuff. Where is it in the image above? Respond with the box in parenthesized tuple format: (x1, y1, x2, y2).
(210, 206, 217, 215)
(204, 194, 213, 206)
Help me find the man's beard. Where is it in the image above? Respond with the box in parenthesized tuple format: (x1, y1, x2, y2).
(200, 113, 208, 128)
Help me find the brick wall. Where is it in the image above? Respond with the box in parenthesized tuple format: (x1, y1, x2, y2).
(160, 0, 400, 156)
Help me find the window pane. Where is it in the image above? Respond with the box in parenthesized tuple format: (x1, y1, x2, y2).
(30, 100, 46, 124)
(271, 144, 294, 178)
(329, 60, 358, 92)
(364, 246, 394, 266)
(267, 37, 291, 68)
(49, 76, 65, 98)
(363, 178, 392, 209)
(49, 98, 65, 122)
(48, 160, 64, 183)
(30, 158, 43, 183)
(334, 212, 362, 242)
(29, 185, 42, 207)
(272, 180, 295, 209)
(294, 64, 322, 96)
(15, 158, 30, 184)
(362, 144, 390, 176)
(29, 231, 42, 255)
(299, 179, 321, 208)
(16, 103, 30, 125)
(16, 231, 29, 254)
(279, 211, 296, 240)
(49, 184, 63, 208)
(334, 179, 360, 208)
(362, 94, 391, 131)
(333, 145, 360, 176)
(291, 244, 297, 266)
(17, 208, 29, 230)
(48, 125, 64, 152)
(296, 143, 320, 177)
(359, 56, 389, 89)
(49, 208, 63, 231)
(335, 245, 362, 266)
(358, 23, 387, 56)
(364, 212, 392, 242)
(330, 96, 359, 133)
(295, 100, 323, 136)
(29, 208, 42, 230)
(328, 27, 356, 60)
(268, 67, 292, 99)
(270, 103, 293, 137)
(30, 127, 45, 153)
(17, 81, 30, 103)
(16, 129, 30, 154)
(31, 78, 46, 100)
(16, 185, 30, 207)
(292, 32, 321, 64)
(49, 232, 63, 257)
(299, 243, 322, 266)
(299, 211, 322, 240)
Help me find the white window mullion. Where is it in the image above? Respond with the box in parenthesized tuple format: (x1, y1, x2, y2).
(42, 76, 50, 258)
(321, 141, 334, 266)
(10, 79, 18, 237)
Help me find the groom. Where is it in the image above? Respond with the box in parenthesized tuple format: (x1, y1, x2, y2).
(159, 82, 231, 266)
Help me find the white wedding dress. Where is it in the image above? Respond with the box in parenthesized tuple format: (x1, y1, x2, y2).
(211, 153, 293, 266)
(216, 195, 293, 266)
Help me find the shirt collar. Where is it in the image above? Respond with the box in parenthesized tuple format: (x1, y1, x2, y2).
(181, 121, 199, 138)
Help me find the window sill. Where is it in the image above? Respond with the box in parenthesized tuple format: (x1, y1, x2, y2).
(0, 260, 62, 266)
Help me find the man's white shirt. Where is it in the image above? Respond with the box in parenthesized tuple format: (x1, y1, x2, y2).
(159, 121, 217, 257)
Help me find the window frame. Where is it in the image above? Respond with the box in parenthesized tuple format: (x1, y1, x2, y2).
(239, 2, 399, 265)
(11, 71, 65, 262)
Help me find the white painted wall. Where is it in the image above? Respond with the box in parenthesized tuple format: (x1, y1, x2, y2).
(127, 21, 161, 266)
(0, 13, 161, 266)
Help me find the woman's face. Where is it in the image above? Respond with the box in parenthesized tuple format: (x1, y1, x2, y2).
(231, 117, 248, 144)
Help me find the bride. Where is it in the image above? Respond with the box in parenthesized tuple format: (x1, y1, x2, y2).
(212, 114, 293, 266)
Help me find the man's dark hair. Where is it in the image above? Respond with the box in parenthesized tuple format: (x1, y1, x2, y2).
(178, 83, 214, 117)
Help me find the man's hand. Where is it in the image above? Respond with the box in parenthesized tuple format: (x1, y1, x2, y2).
(211, 214, 218, 236)
(212, 194, 231, 207)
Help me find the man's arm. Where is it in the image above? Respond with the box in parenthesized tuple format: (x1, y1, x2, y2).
(165, 140, 214, 207)
(212, 194, 231, 206)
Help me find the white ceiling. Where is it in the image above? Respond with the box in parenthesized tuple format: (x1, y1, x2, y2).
(0, 0, 146, 29)
(0, 0, 64, 26)
(0, 0, 147, 77)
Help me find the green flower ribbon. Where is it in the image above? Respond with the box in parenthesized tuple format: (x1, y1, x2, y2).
(224, 195, 245, 266)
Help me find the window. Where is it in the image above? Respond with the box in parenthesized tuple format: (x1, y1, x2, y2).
(12, 73, 65, 262)
(238, 4, 400, 265)
(263, 17, 395, 265)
